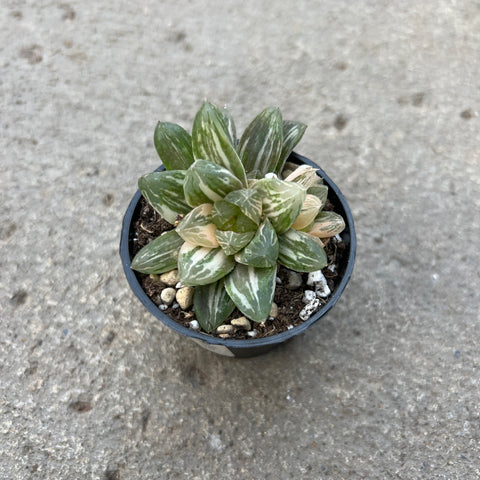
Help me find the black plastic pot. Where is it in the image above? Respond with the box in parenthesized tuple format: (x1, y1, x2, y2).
(120, 152, 356, 357)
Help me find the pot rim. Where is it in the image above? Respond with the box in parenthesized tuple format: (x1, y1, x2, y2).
(120, 152, 356, 349)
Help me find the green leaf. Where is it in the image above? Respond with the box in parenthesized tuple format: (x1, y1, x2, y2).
(138, 171, 191, 224)
(214, 230, 255, 255)
(211, 200, 258, 233)
(225, 264, 277, 322)
(307, 185, 328, 210)
(277, 229, 327, 272)
(192, 101, 247, 187)
(193, 279, 235, 333)
(308, 211, 346, 238)
(275, 120, 307, 174)
(253, 177, 306, 233)
(235, 218, 279, 268)
(238, 107, 283, 177)
(178, 243, 235, 286)
(291, 194, 323, 231)
(183, 159, 243, 207)
(154, 122, 194, 171)
(175, 204, 219, 248)
(131, 230, 184, 274)
(222, 107, 237, 146)
(223, 189, 263, 224)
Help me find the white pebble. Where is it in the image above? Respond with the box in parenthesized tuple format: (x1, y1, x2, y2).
(160, 269, 180, 286)
(159, 304, 168, 311)
(307, 270, 331, 298)
(172, 302, 180, 309)
(189, 320, 200, 330)
(247, 329, 258, 338)
(176, 287, 194, 310)
(269, 302, 279, 318)
(276, 277, 282, 284)
(175, 281, 186, 289)
(231, 316, 251, 330)
(299, 298, 321, 321)
(265, 172, 278, 179)
(307, 270, 324, 286)
(302, 290, 316, 303)
(216, 324, 234, 334)
(160, 287, 176, 305)
(333, 234, 342, 243)
(287, 325, 294, 330)
(287, 271, 303, 290)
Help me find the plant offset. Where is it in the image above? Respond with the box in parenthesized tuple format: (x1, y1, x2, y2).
(131, 102, 345, 334)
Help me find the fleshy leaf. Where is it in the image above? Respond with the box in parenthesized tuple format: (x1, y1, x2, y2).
(238, 107, 283, 177)
(223, 189, 263, 224)
(211, 200, 258, 233)
(183, 159, 244, 207)
(235, 219, 279, 268)
(275, 120, 307, 174)
(277, 229, 327, 272)
(284, 165, 320, 189)
(192, 101, 247, 187)
(253, 177, 306, 233)
(214, 230, 255, 255)
(308, 211, 346, 238)
(222, 106, 237, 146)
(291, 194, 323, 231)
(138, 171, 191, 224)
(307, 185, 328, 210)
(225, 264, 277, 323)
(175, 204, 219, 248)
(154, 122, 194, 171)
(131, 230, 184, 274)
(177, 243, 235, 286)
(193, 279, 235, 333)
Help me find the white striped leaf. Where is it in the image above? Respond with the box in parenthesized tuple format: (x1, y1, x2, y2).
(275, 120, 307, 174)
(222, 106, 237, 145)
(183, 159, 243, 207)
(308, 211, 346, 238)
(291, 194, 323, 231)
(278, 228, 327, 272)
(193, 279, 235, 333)
(253, 177, 306, 234)
(178, 243, 235, 286)
(235, 218, 279, 268)
(307, 185, 328, 209)
(223, 189, 263, 224)
(154, 122, 194, 171)
(214, 230, 255, 255)
(138, 171, 191, 224)
(225, 264, 277, 323)
(175, 204, 219, 248)
(192, 102, 247, 187)
(284, 165, 320, 189)
(211, 200, 258, 233)
(131, 230, 184, 274)
(238, 107, 283, 177)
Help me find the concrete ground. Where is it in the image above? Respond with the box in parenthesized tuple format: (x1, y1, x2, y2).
(1, 1, 479, 478)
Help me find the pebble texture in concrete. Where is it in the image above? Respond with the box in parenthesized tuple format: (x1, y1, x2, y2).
(1, 1, 479, 479)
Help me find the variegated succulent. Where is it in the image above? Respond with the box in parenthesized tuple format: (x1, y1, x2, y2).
(131, 102, 345, 332)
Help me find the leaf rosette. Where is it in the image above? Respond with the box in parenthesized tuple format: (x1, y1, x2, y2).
(131, 102, 346, 332)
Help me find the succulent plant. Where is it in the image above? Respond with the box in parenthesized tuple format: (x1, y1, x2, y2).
(131, 102, 345, 332)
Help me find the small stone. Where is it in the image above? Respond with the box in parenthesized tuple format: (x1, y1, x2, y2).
(286, 271, 303, 290)
(189, 320, 200, 330)
(302, 290, 316, 303)
(175, 281, 186, 289)
(247, 329, 258, 338)
(219, 334, 231, 338)
(159, 304, 168, 311)
(269, 302, 278, 318)
(149, 274, 160, 282)
(299, 298, 321, 321)
(307, 270, 324, 286)
(216, 324, 234, 334)
(160, 269, 180, 286)
(160, 287, 176, 305)
(172, 302, 180, 309)
(231, 316, 251, 330)
(287, 325, 294, 330)
(276, 277, 282, 284)
(282, 169, 294, 179)
(176, 287, 194, 310)
(307, 270, 331, 298)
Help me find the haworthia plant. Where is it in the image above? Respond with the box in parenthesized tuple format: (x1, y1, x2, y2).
(131, 101, 346, 332)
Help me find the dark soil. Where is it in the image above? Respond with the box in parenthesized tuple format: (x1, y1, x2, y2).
(131, 198, 346, 340)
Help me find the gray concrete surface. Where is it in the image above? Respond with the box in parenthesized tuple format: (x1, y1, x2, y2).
(1, 1, 479, 478)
